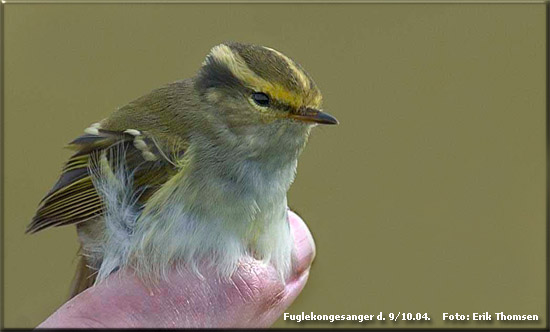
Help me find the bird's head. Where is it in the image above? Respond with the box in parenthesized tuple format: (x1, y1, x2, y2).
(195, 42, 338, 128)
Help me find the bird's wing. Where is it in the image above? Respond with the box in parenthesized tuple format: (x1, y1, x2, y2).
(27, 128, 185, 234)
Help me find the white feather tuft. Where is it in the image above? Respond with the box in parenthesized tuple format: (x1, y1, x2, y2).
(89, 146, 141, 282)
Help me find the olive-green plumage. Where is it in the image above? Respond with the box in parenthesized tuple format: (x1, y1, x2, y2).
(28, 130, 183, 233)
(28, 42, 337, 297)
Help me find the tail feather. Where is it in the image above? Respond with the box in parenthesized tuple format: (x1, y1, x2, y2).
(69, 254, 97, 299)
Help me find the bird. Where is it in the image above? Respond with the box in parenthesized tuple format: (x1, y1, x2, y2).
(27, 41, 338, 298)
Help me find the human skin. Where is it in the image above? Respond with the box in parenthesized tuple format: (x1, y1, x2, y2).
(38, 211, 315, 328)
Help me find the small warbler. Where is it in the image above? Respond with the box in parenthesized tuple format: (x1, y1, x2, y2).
(27, 42, 338, 297)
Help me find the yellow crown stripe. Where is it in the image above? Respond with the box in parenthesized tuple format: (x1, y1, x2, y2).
(262, 46, 311, 91)
(208, 44, 306, 109)
(262, 46, 323, 109)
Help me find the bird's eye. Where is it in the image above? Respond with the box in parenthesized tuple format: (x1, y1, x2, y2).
(252, 92, 270, 107)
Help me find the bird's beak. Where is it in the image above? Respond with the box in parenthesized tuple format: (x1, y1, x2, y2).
(290, 107, 339, 125)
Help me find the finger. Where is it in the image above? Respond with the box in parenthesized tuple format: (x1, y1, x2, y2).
(38, 211, 316, 328)
(288, 209, 316, 278)
(244, 210, 316, 327)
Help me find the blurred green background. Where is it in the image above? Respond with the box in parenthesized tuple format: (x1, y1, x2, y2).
(2, 2, 546, 329)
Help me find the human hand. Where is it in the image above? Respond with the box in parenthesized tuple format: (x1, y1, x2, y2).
(38, 211, 315, 328)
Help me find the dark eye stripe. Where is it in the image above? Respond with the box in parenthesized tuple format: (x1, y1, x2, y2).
(252, 92, 270, 107)
(271, 99, 294, 113)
